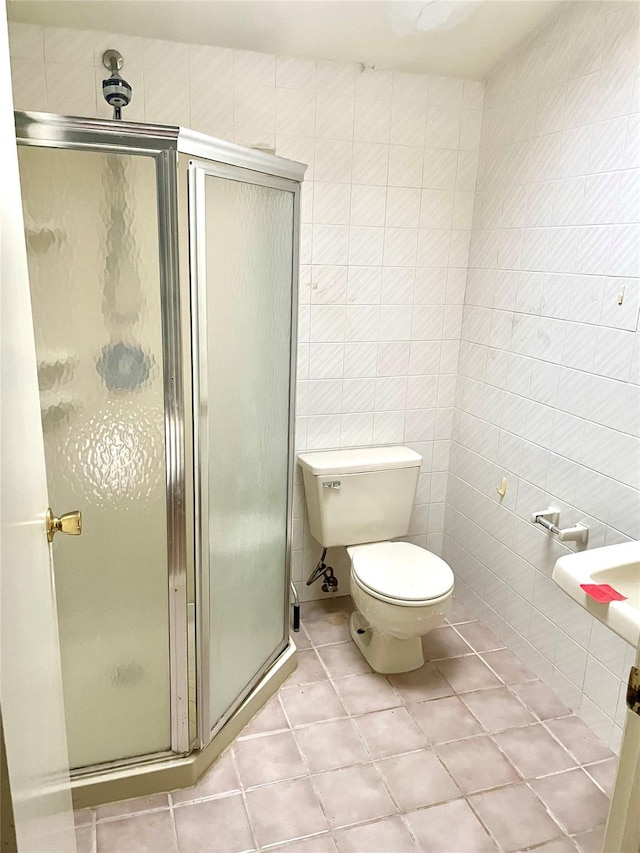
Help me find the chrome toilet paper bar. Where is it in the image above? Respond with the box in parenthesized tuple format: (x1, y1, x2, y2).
(531, 508, 589, 545)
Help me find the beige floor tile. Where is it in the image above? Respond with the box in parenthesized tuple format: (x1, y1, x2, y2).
(75, 825, 95, 853)
(584, 757, 617, 796)
(454, 621, 505, 652)
(304, 611, 352, 647)
(510, 681, 572, 721)
(387, 662, 454, 703)
(96, 810, 177, 853)
(434, 655, 502, 693)
(96, 793, 169, 821)
(421, 625, 474, 660)
(493, 724, 576, 779)
(271, 835, 338, 853)
(333, 673, 402, 715)
(245, 777, 327, 848)
(317, 642, 372, 678)
(293, 626, 314, 650)
(312, 764, 396, 829)
(573, 825, 605, 853)
(234, 730, 307, 788)
(524, 838, 578, 852)
(353, 706, 427, 758)
(460, 687, 535, 733)
(286, 649, 330, 687)
(481, 649, 537, 684)
(544, 716, 614, 765)
(334, 815, 417, 852)
(173, 793, 255, 853)
(280, 681, 346, 727)
(301, 598, 353, 622)
(295, 718, 369, 772)
(436, 735, 520, 794)
(530, 769, 610, 836)
(469, 783, 563, 852)
(376, 749, 460, 811)
(171, 751, 240, 805)
(239, 695, 290, 738)
(405, 799, 497, 852)
(409, 695, 483, 744)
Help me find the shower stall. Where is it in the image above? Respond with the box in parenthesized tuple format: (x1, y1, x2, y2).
(15, 111, 304, 804)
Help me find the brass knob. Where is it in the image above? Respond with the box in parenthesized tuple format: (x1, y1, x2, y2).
(46, 508, 82, 543)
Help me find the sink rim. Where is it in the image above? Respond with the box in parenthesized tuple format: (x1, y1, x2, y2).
(552, 540, 640, 649)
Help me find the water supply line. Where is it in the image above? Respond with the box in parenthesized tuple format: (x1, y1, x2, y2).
(306, 547, 339, 593)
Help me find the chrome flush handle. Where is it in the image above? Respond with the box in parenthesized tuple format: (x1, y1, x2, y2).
(322, 480, 341, 490)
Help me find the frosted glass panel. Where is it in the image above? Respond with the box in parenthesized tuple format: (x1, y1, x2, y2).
(18, 146, 171, 768)
(203, 174, 293, 729)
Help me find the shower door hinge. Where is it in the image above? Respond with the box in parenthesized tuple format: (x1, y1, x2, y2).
(627, 666, 640, 717)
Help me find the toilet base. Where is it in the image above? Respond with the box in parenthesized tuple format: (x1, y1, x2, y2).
(350, 611, 425, 674)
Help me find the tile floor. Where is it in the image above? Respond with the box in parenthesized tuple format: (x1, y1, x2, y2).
(75, 597, 617, 853)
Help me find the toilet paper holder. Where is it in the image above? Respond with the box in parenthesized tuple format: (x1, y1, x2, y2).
(531, 507, 589, 545)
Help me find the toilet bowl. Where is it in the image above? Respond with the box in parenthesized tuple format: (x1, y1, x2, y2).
(347, 541, 454, 673)
(297, 446, 456, 674)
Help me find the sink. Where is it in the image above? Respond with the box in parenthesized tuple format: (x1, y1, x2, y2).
(553, 541, 640, 647)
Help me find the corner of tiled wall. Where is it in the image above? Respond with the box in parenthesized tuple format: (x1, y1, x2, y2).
(8, 17, 485, 604)
(443, 0, 640, 754)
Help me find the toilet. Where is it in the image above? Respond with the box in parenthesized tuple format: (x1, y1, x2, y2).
(297, 446, 454, 674)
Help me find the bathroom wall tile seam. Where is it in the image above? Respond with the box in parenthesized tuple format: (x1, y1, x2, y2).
(449, 385, 639, 513)
(450, 415, 637, 544)
(445, 0, 639, 754)
(454, 376, 638, 454)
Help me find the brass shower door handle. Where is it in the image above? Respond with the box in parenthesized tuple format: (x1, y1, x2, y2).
(46, 508, 82, 543)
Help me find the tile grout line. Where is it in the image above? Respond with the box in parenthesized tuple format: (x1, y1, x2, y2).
(266, 677, 335, 849)
(287, 641, 412, 839)
(293, 610, 548, 849)
(167, 795, 180, 853)
(300, 602, 611, 846)
(229, 746, 262, 853)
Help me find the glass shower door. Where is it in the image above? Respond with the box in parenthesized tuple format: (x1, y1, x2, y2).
(190, 162, 296, 738)
(18, 145, 172, 768)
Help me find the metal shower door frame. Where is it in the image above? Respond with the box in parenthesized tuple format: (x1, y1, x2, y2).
(13, 111, 192, 765)
(185, 148, 302, 749)
(14, 111, 306, 770)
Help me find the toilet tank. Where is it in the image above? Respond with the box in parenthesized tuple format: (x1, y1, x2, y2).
(297, 447, 422, 548)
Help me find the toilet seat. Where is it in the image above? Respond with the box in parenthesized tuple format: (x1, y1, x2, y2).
(348, 541, 454, 607)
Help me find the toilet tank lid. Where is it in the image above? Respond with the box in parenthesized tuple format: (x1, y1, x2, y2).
(297, 446, 422, 476)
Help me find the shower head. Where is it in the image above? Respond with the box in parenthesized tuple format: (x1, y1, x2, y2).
(102, 49, 132, 120)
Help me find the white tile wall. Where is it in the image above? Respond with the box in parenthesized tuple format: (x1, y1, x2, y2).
(444, 0, 639, 754)
(8, 20, 483, 605)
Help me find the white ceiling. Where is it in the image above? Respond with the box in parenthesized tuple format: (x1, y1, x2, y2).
(7, 0, 562, 79)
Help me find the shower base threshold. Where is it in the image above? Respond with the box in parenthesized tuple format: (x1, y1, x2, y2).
(70, 641, 296, 809)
